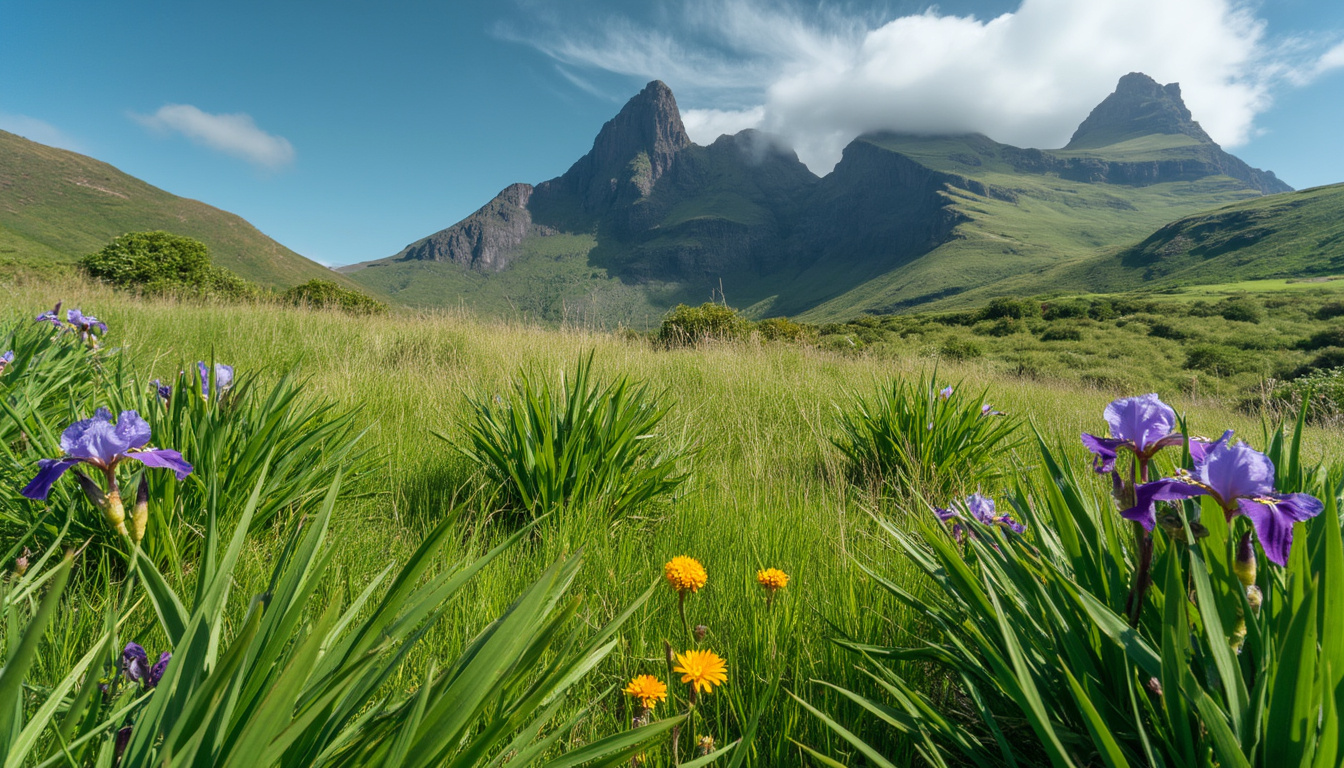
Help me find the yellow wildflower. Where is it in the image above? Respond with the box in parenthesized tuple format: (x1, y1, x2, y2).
(664, 556, 708, 594)
(623, 674, 667, 710)
(673, 649, 728, 695)
(756, 568, 789, 592)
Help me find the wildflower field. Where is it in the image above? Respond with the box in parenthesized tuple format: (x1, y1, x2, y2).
(2, 277, 1343, 767)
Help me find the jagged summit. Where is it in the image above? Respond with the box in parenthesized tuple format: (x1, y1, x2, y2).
(536, 80, 691, 213)
(1066, 72, 1215, 150)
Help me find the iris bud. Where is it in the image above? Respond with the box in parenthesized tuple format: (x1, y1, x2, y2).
(129, 476, 149, 545)
(1234, 532, 1257, 588)
(1246, 585, 1263, 613)
(13, 547, 29, 578)
(104, 489, 128, 539)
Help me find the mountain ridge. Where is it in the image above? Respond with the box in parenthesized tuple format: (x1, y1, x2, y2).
(341, 74, 1296, 323)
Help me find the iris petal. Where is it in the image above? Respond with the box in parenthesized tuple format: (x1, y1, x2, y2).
(20, 458, 84, 500)
(128, 449, 193, 480)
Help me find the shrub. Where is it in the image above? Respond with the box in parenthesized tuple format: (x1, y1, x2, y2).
(1298, 325, 1344, 351)
(1042, 300, 1089, 320)
(1217, 297, 1264, 323)
(1039, 324, 1083, 342)
(756, 316, 815, 342)
(806, 402, 1343, 768)
(1185, 344, 1256, 376)
(974, 317, 1024, 337)
(282, 278, 388, 315)
(832, 375, 1023, 498)
(1316, 301, 1344, 320)
(979, 297, 1041, 321)
(1272, 366, 1344, 424)
(1148, 321, 1191, 340)
(454, 354, 689, 518)
(939, 337, 983, 360)
(78, 231, 257, 300)
(656, 303, 750, 346)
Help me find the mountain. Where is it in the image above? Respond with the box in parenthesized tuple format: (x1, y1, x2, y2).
(342, 74, 1292, 323)
(0, 130, 358, 290)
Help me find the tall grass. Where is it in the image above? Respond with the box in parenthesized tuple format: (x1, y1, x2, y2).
(455, 352, 689, 518)
(3, 277, 1343, 765)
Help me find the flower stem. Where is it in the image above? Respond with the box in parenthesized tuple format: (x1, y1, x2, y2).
(1125, 458, 1154, 626)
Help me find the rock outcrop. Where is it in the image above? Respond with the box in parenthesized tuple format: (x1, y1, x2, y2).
(388, 183, 546, 271)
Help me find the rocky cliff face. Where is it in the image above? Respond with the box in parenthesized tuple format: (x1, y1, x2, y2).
(388, 183, 547, 271)
(532, 80, 692, 218)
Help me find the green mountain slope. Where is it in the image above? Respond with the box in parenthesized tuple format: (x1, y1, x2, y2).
(1067, 183, 1344, 290)
(0, 130, 358, 290)
(793, 133, 1269, 319)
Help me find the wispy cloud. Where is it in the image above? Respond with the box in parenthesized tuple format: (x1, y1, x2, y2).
(506, 0, 1344, 173)
(132, 104, 294, 169)
(0, 113, 84, 152)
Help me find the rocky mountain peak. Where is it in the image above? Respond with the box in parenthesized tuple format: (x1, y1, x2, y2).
(536, 80, 692, 214)
(1065, 72, 1214, 150)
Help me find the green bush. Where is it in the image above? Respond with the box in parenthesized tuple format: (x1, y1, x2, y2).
(454, 354, 690, 518)
(1299, 325, 1344, 350)
(979, 297, 1041, 321)
(939, 337, 983, 360)
(1316, 301, 1344, 320)
(1185, 344, 1256, 376)
(656, 303, 750, 346)
(282, 278, 388, 315)
(832, 375, 1023, 498)
(806, 405, 1344, 768)
(756, 316, 814, 342)
(1042, 300, 1089, 320)
(1039, 324, 1083, 342)
(1272, 366, 1344, 423)
(1217, 297, 1265, 323)
(1149, 321, 1191, 340)
(78, 231, 257, 300)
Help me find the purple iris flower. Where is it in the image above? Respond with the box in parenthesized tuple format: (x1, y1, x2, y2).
(1081, 394, 1185, 474)
(935, 492, 1025, 542)
(20, 408, 192, 501)
(65, 308, 107, 341)
(0, 350, 13, 373)
(197, 362, 234, 398)
(35, 301, 63, 328)
(938, 385, 954, 401)
(980, 403, 1005, 417)
(1123, 432, 1323, 566)
(121, 642, 171, 688)
(151, 379, 172, 402)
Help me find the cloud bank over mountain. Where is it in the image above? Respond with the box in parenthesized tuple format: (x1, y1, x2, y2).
(509, 0, 1344, 172)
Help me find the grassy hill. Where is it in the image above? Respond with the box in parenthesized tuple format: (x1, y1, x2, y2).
(1065, 182, 1344, 290)
(0, 130, 363, 290)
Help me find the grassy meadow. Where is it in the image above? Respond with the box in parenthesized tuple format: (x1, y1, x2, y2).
(5, 275, 1343, 765)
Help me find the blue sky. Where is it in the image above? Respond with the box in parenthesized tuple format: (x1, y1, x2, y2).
(3, 0, 1343, 267)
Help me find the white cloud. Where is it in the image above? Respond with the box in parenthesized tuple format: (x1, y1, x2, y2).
(132, 104, 294, 169)
(0, 113, 84, 152)
(682, 106, 765, 144)
(511, 0, 1344, 173)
